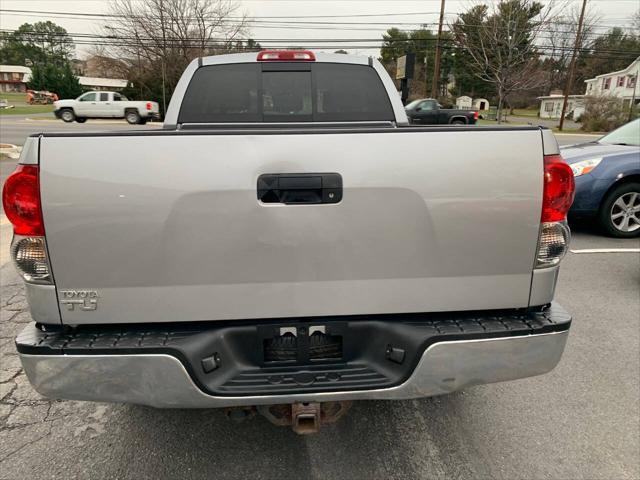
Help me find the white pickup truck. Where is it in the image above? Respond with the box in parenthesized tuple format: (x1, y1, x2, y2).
(5, 51, 575, 434)
(53, 91, 160, 124)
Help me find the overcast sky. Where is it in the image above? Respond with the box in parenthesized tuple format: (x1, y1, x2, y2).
(1, 0, 639, 58)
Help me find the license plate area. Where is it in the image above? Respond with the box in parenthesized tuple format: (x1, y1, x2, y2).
(260, 324, 345, 365)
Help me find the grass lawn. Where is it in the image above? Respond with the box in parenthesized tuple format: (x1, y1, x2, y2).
(0, 105, 54, 115)
(1, 92, 29, 102)
(0, 92, 54, 115)
(510, 108, 539, 117)
(477, 118, 529, 126)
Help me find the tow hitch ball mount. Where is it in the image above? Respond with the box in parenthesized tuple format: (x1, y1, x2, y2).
(226, 401, 352, 434)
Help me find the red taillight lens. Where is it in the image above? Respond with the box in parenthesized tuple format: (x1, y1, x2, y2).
(2, 165, 44, 236)
(473, 111, 479, 120)
(146, 102, 152, 111)
(257, 50, 316, 61)
(542, 154, 575, 222)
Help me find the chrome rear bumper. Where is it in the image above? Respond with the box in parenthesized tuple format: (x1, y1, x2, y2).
(19, 330, 568, 408)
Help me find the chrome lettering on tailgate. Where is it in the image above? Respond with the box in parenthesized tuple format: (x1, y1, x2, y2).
(60, 290, 99, 311)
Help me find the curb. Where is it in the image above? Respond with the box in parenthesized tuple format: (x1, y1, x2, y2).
(0, 143, 21, 160)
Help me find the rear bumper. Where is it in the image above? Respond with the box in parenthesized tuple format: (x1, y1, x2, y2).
(16, 304, 571, 408)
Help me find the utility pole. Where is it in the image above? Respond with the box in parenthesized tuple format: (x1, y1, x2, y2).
(431, 0, 446, 99)
(629, 74, 637, 122)
(422, 23, 429, 96)
(159, 0, 167, 117)
(559, 0, 587, 131)
(424, 54, 429, 97)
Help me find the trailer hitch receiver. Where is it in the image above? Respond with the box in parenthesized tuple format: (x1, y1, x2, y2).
(257, 401, 352, 434)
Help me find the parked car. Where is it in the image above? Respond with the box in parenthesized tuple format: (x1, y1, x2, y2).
(53, 91, 160, 124)
(3, 50, 574, 434)
(405, 98, 478, 125)
(562, 118, 640, 238)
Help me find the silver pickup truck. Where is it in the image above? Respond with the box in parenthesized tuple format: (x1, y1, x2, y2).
(4, 51, 575, 434)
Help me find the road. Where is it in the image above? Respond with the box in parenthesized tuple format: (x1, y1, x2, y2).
(0, 113, 599, 147)
(1, 122, 637, 479)
(0, 115, 161, 146)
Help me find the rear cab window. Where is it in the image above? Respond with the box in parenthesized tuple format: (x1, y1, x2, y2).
(178, 62, 394, 124)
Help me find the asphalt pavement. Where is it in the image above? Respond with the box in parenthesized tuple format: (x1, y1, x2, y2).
(0, 114, 161, 146)
(0, 121, 636, 479)
(0, 113, 599, 147)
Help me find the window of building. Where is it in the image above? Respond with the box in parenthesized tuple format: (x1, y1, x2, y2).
(603, 78, 611, 89)
(628, 75, 637, 88)
(544, 101, 555, 112)
(617, 76, 625, 87)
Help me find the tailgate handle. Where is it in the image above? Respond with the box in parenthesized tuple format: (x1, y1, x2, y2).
(258, 173, 342, 204)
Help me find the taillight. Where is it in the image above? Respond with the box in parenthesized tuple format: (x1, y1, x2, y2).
(536, 154, 575, 268)
(2, 165, 44, 236)
(542, 154, 575, 222)
(3, 164, 52, 283)
(11, 236, 51, 283)
(257, 50, 316, 61)
(146, 102, 152, 111)
(473, 111, 479, 120)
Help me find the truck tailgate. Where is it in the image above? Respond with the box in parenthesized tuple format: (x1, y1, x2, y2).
(39, 128, 544, 324)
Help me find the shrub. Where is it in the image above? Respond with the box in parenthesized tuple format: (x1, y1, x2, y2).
(580, 95, 630, 132)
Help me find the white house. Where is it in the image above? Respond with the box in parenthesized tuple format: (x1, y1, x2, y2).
(584, 56, 639, 109)
(538, 90, 586, 120)
(538, 57, 640, 120)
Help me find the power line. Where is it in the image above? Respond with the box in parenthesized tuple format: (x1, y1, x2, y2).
(1, 23, 637, 43)
(0, 29, 640, 55)
(3, 28, 639, 57)
(1, 8, 638, 31)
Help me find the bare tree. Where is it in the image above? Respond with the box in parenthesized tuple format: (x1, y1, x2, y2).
(632, 9, 640, 31)
(451, 0, 557, 122)
(103, 0, 248, 110)
(542, 3, 600, 94)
